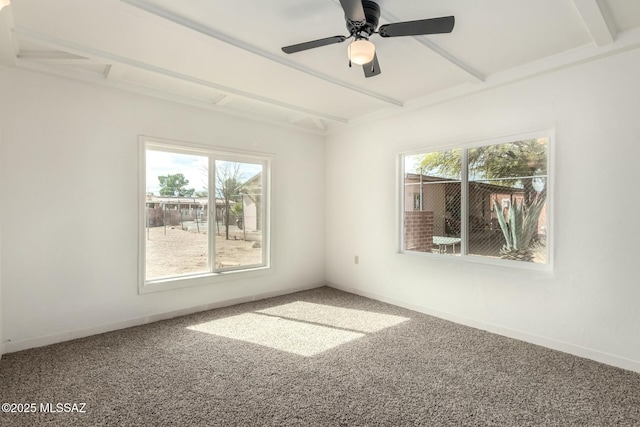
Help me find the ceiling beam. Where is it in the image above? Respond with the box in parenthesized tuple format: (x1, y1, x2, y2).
(377, 8, 485, 82)
(409, 37, 485, 82)
(572, 0, 617, 46)
(13, 27, 350, 124)
(120, 0, 403, 107)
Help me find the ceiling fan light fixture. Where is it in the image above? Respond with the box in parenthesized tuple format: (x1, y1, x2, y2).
(348, 39, 375, 65)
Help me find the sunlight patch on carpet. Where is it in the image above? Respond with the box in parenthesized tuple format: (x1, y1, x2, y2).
(187, 313, 365, 356)
(187, 302, 411, 356)
(256, 301, 410, 333)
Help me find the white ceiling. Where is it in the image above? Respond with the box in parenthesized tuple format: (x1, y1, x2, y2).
(2, 0, 640, 133)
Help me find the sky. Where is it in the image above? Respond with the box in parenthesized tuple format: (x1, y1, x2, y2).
(146, 150, 261, 196)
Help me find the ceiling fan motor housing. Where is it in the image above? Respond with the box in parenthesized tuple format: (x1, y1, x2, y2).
(346, 0, 380, 38)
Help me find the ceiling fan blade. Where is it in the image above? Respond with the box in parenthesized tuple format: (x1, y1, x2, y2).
(363, 53, 381, 78)
(339, 0, 366, 24)
(378, 16, 455, 38)
(282, 35, 347, 54)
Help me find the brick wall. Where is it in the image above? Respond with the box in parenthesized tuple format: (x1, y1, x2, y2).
(404, 211, 434, 252)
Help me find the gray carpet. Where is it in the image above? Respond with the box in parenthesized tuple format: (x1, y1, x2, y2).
(1, 287, 639, 426)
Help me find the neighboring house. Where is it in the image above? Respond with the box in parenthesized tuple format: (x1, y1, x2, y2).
(404, 173, 547, 240)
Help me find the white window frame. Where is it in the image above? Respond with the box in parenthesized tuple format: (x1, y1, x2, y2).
(138, 136, 273, 294)
(398, 130, 554, 271)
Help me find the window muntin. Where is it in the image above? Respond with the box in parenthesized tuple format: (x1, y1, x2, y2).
(401, 135, 550, 267)
(140, 138, 270, 291)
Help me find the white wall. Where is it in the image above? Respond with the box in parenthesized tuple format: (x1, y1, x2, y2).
(0, 68, 325, 351)
(325, 49, 640, 372)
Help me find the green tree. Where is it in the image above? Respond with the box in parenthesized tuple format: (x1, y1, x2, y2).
(158, 173, 195, 197)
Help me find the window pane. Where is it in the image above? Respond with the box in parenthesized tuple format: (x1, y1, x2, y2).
(214, 160, 263, 270)
(467, 138, 548, 263)
(145, 150, 209, 279)
(404, 150, 462, 255)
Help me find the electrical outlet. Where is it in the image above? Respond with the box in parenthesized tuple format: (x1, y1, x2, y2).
(354, 255, 359, 265)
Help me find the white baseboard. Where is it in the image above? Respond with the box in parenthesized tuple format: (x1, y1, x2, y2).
(2, 282, 324, 354)
(327, 281, 640, 374)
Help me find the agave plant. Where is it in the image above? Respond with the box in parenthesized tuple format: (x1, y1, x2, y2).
(493, 195, 546, 262)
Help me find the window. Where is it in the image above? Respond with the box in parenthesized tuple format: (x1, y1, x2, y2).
(139, 137, 271, 292)
(401, 133, 551, 268)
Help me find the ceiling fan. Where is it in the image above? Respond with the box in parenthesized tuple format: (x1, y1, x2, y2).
(281, 0, 455, 78)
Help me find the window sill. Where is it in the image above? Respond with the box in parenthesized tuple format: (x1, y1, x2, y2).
(400, 249, 554, 274)
(138, 265, 274, 294)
